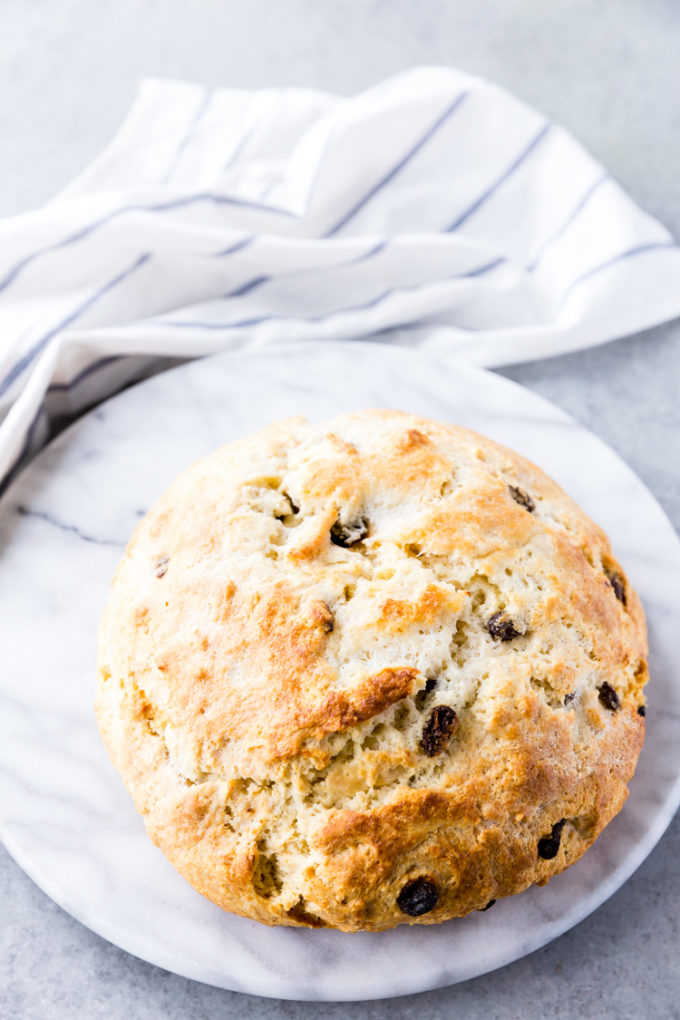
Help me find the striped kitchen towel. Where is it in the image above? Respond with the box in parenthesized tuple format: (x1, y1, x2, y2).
(1, 65, 679, 489)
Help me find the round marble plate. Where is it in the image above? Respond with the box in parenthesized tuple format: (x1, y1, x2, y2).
(1, 341, 679, 1002)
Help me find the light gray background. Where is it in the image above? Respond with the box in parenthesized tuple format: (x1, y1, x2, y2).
(1, 1, 678, 1017)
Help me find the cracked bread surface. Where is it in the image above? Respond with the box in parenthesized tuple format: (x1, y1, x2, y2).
(95, 409, 648, 931)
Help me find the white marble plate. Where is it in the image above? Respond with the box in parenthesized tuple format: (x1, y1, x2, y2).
(1, 341, 679, 1002)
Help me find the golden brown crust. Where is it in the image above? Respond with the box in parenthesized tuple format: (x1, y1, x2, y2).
(96, 409, 648, 931)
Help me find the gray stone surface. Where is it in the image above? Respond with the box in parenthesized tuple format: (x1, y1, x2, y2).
(0, 0, 678, 1016)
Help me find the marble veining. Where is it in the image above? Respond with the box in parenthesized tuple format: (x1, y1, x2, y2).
(0, 340, 679, 1001)
(15, 504, 127, 547)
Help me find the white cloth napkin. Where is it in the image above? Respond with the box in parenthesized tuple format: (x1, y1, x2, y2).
(1, 65, 679, 490)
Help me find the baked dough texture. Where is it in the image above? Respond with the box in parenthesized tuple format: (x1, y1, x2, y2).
(96, 410, 647, 931)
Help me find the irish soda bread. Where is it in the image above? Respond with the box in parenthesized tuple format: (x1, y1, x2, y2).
(96, 410, 647, 931)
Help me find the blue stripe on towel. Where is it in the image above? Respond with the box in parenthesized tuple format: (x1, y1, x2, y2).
(219, 239, 388, 300)
(162, 255, 506, 331)
(0, 253, 151, 398)
(527, 173, 609, 272)
(221, 89, 287, 172)
(47, 355, 125, 394)
(222, 275, 271, 299)
(161, 89, 214, 186)
(0, 405, 45, 495)
(212, 235, 256, 257)
(325, 90, 470, 237)
(221, 123, 259, 171)
(447, 124, 551, 233)
(557, 241, 678, 308)
(0, 195, 293, 299)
